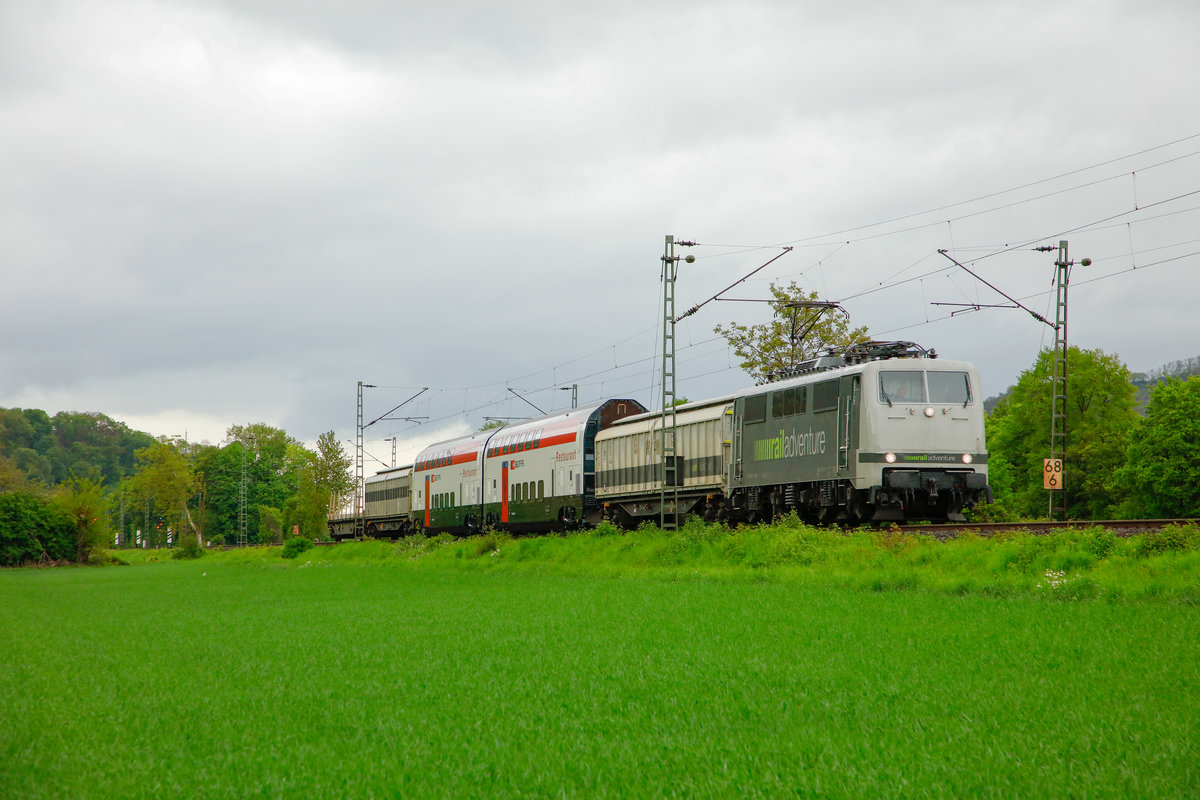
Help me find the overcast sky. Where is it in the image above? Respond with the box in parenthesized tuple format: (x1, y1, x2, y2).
(3, 0, 1198, 465)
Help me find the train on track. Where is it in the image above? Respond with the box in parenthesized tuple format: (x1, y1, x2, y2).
(328, 341, 991, 539)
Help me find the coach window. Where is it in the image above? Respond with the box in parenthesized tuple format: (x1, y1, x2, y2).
(537, 480, 544, 500)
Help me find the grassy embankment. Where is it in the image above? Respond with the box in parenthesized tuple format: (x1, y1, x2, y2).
(2, 519, 1197, 798)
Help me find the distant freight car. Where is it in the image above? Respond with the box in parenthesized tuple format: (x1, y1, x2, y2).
(327, 465, 413, 540)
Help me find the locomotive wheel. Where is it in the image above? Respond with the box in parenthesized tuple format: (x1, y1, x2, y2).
(848, 500, 874, 526)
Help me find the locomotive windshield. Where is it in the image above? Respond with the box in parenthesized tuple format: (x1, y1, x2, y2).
(879, 370, 971, 405)
(927, 371, 972, 404)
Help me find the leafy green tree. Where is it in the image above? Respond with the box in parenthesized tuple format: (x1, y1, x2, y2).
(224, 424, 306, 542)
(52, 476, 111, 562)
(194, 443, 240, 541)
(258, 505, 283, 544)
(128, 438, 203, 545)
(282, 442, 340, 540)
(1116, 377, 1200, 517)
(309, 431, 354, 514)
(713, 281, 870, 382)
(49, 412, 154, 485)
(987, 347, 1138, 519)
(0, 453, 37, 493)
(282, 478, 328, 540)
(0, 491, 74, 565)
(8, 447, 51, 485)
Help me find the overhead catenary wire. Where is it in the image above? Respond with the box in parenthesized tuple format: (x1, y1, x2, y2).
(363, 134, 1200, 449)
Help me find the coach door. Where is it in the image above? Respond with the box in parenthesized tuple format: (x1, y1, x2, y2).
(837, 375, 860, 474)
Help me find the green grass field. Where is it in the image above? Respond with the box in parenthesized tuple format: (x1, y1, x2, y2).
(2, 524, 1197, 798)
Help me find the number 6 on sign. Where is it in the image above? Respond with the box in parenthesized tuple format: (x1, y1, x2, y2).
(1043, 458, 1064, 490)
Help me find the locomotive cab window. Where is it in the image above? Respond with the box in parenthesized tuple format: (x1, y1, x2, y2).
(879, 371, 926, 404)
(928, 371, 972, 404)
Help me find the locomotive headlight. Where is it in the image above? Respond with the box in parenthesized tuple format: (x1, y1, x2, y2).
(924, 406, 935, 418)
(885, 452, 897, 464)
(962, 453, 973, 464)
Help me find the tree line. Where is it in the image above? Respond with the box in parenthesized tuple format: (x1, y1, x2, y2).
(0, 412, 352, 566)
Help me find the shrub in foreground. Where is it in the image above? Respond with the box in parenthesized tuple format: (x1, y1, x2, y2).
(172, 534, 204, 560)
(282, 536, 313, 559)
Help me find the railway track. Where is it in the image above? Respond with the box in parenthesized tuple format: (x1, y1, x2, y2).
(897, 518, 1197, 539)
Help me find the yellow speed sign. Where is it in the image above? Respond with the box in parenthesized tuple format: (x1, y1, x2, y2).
(1043, 458, 1064, 490)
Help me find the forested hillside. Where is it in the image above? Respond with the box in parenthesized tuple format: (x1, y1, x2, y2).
(1130, 355, 1200, 408)
(1, 408, 353, 566)
(0, 408, 154, 487)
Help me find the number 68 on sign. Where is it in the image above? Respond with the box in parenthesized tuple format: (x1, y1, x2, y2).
(1043, 458, 1064, 490)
